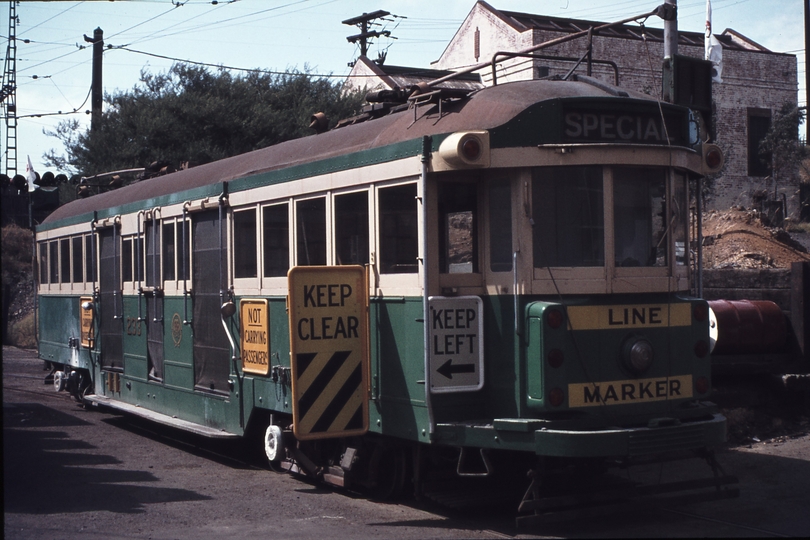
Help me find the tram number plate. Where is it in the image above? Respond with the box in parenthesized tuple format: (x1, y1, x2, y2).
(568, 375, 692, 407)
(428, 296, 484, 394)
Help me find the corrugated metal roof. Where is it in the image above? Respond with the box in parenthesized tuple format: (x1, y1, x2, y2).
(499, 10, 772, 53)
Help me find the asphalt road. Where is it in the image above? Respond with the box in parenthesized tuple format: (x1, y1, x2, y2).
(4, 345, 810, 539)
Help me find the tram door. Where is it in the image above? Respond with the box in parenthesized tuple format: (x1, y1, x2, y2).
(191, 209, 230, 395)
(98, 227, 123, 370)
(144, 220, 164, 380)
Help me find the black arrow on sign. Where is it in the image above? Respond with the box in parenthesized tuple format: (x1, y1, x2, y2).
(437, 358, 475, 379)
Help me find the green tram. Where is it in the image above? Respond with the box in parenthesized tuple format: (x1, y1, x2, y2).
(36, 75, 736, 517)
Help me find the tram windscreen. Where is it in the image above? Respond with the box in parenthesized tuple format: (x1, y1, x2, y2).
(532, 166, 604, 267)
(613, 167, 666, 267)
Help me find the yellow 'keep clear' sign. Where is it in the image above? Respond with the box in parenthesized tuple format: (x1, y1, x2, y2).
(288, 266, 369, 441)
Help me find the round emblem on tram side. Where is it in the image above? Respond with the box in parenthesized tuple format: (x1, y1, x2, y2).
(172, 313, 183, 347)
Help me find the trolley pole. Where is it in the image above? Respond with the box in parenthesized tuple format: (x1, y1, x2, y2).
(664, 0, 678, 59)
(84, 28, 104, 132)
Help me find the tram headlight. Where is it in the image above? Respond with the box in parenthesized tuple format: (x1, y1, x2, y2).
(438, 131, 490, 168)
(695, 376, 710, 395)
(703, 143, 724, 174)
(621, 336, 654, 375)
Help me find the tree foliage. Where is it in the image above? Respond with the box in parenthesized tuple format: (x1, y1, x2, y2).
(759, 102, 808, 183)
(45, 64, 364, 177)
(1, 224, 33, 343)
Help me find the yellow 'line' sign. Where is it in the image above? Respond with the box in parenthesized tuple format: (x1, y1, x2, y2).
(567, 303, 691, 330)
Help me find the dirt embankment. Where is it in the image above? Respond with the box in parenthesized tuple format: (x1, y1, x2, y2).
(702, 207, 810, 269)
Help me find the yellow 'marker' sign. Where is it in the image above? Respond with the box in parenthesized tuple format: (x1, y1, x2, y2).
(288, 266, 369, 441)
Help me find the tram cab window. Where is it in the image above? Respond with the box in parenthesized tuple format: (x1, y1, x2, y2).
(438, 182, 478, 274)
(672, 173, 688, 266)
(233, 209, 257, 278)
(72, 236, 83, 283)
(335, 192, 369, 265)
(49, 241, 58, 284)
(489, 181, 512, 272)
(297, 198, 326, 266)
(38, 243, 48, 285)
(378, 184, 418, 274)
(263, 203, 289, 277)
(85, 235, 95, 282)
(60, 238, 71, 283)
(532, 167, 604, 267)
(613, 168, 671, 267)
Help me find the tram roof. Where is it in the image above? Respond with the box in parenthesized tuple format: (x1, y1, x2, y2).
(42, 78, 663, 228)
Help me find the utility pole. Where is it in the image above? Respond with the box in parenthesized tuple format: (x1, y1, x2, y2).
(84, 27, 103, 132)
(2, 1, 19, 175)
(805, 0, 809, 118)
(343, 10, 391, 65)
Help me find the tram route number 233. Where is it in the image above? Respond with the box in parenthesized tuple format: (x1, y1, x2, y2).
(126, 317, 142, 336)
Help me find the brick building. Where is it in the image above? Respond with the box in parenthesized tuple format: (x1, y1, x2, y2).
(427, 2, 799, 218)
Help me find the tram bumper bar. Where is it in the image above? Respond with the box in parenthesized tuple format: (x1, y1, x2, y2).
(435, 413, 727, 458)
(532, 413, 728, 458)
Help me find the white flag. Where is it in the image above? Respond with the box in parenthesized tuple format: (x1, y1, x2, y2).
(25, 156, 38, 191)
(705, 0, 723, 83)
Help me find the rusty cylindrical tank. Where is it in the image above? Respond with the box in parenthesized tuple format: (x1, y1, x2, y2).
(708, 299, 787, 355)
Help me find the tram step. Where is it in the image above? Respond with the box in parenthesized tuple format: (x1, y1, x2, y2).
(85, 395, 240, 439)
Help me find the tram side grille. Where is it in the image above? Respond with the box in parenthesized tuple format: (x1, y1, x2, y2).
(628, 425, 705, 456)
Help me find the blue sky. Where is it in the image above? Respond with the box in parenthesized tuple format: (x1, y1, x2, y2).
(4, 0, 806, 177)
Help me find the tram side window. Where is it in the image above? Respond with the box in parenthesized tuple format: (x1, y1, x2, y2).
(489, 181, 512, 272)
(39, 243, 48, 285)
(533, 167, 604, 267)
(180, 219, 190, 281)
(438, 182, 478, 274)
(263, 203, 289, 277)
(72, 236, 83, 283)
(162, 223, 175, 281)
(233, 209, 257, 278)
(49, 241, 59, 283)
(378, 184, 418, 274)
(122, 238, 133, 282)
(60, 238, 71, 283)
(85, 235, 95, 282)
(297, 198, 326, 266)
(335, 192, 369, 265)
(145, 222, 161, 286)
(613, 167, 666, 267)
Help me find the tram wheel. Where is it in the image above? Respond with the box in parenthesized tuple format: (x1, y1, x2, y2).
(69, 370, 91, 404)
(370, 445, 408, 500)
(53, 371, 66, 392)
(264, 424, 284, 463)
